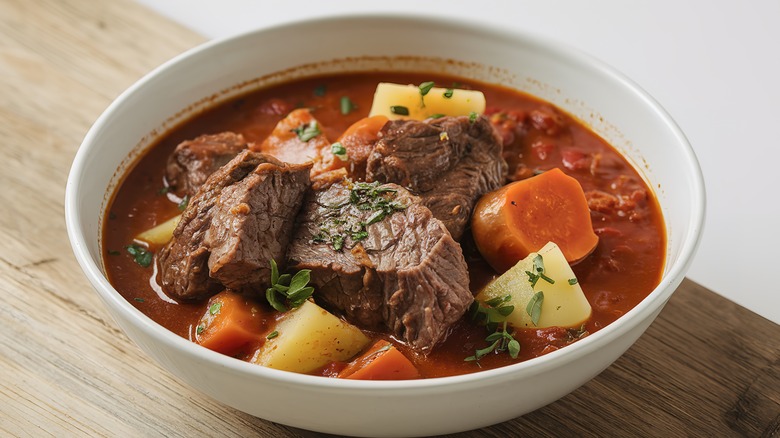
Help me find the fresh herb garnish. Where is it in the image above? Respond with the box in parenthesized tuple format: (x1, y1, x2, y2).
(526, 291, 544, 326)
(418, 81, 435, 96)
(466, 296, 520, 363)
(331, 142, 348, 161)
(340, 96, 356, 115)
(469, 111, 478, 123)
(209, 301, 222, 316)
(418, 81, 435, 107)
(525, 254, 555, 287)
(443, 88, 454, 99)
(177, 195, 190, 211)
(196, 324, 205, 335)
(265, 259, 315, 312)
(568, 278, 578, 285)
(313, 84, 327, 97)
(108, 250, 121, 256)
(125, 243, 152, 268)
(390, 105, 409, 116)
(157, 186, 171, 195)
(291, 120, 321, 142)
(313, 181, 407, 252)
(266, 330, 279, 339)
(429, 113, 445, 119)
(133, 297, 144, 303)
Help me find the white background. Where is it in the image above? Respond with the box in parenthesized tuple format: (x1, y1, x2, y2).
(134, 0, 780, 324)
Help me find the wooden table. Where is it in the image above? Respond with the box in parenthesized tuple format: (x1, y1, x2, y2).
(1, 0, 777, 436)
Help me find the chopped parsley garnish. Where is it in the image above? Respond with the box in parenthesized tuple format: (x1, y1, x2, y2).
(265, 259, 315, 312)
(390, 105, 409, 116)
(443, 88, 454, 99)
(466, 295, 520, 363)
(469, 111, 478, 123)
(133, 297, 144, 303)
(331, 142, 348, 161)
(125, 243, 152, 268)
(313, 84, 327, 97)
(525, 254, 555, 287)
(568, 278, 578, 285)
(418, 81, 435, 107)
(108, 212, 116, 220)
(108, 250, 121, 256)
(418, 81, 435, 96)
(340, 96, 356, 115)
(209, 301, 222, 315)
(312, 181, 407, 252)
(157, 186, 171, 195)
(196, 324, 205, 335)
(526, 291, 544, 326)
(266, 330, 279, 340)
(291, 121, 321, 142)
(177, 195, 190, 211)
(428, 113, 445, 119)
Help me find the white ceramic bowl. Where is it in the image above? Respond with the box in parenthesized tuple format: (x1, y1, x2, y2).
(65, 14, 705, 437)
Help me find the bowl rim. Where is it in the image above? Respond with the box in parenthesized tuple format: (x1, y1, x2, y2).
(65, 12, 706, 391)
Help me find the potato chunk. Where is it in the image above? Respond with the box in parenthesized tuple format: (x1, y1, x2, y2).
(476, 242, 591, 329)
(252, 300, 370, 374)
(135, 214, 181, 245)
(368, 82, 486, 120)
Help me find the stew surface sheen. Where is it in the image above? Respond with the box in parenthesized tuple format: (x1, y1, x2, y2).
(103, 72, 666, 378)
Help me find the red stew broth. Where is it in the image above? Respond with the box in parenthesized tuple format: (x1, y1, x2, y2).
(103, 72, 665, 378)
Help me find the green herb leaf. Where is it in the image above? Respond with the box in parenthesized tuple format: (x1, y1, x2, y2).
(133, 297, 144, 303)
(428, 113, 445, 119)
(291, 121, 321, 142)
(340, 96, 356, 115)
(125, 244, 153, 268)
(390, 105, 409, 116)
(507, 339, 521, 358)
(266, 330, 279, 339)
(209, 302, 222, 316)
(157, 186, 171, 195)
(418, 81, 435, 96)
(196, 324, 205, 335)
(526, 291, 544, 326)
(265, 260, 315, 312)
(331, 142, 348, 161)
(178, 195, 190, 211)
(108, 250, 121, 256)
(568, 278, 578, 285)
(270, 259, 280, 285)
(313, 84, 327, 97)
(469, 111, 478, 123)
(443, 89, 454, 99)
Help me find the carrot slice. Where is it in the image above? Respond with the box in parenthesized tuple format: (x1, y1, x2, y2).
(329, 115, 389, 179)
(338, 340, 420, 380)
(255, 108, 331, 171)
(471, 167, 598, 273)
(195, 291, 267, 356)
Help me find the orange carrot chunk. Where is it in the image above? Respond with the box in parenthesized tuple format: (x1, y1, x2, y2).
(338, 340, 420, 380)
(255, 108, 332, 173)
(471, 167, 599, 273)
(195, 291, 267, 357)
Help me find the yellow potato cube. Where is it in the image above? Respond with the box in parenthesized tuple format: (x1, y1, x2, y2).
(252, 300, 370, 374)
(368, 82, 486, 120)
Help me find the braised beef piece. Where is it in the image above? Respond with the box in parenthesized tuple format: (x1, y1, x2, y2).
(158, 150, 311, 300)
(286, 179, 473, 353)
(366, 116, 507, 240)
(165, 132, 248, 196)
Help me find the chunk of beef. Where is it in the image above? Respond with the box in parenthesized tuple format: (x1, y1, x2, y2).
(158, 150, 311, 300)
(286, 179, 473, 353)
(165, 132, 248, 196)
(366, 115, 507, 240)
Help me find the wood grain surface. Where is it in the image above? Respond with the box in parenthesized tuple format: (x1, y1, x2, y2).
(0, 0, 777, 436)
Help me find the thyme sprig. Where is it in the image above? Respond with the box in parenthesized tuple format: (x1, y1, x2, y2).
(265, 259, 314, 312)
(466, 295, 521, 363)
